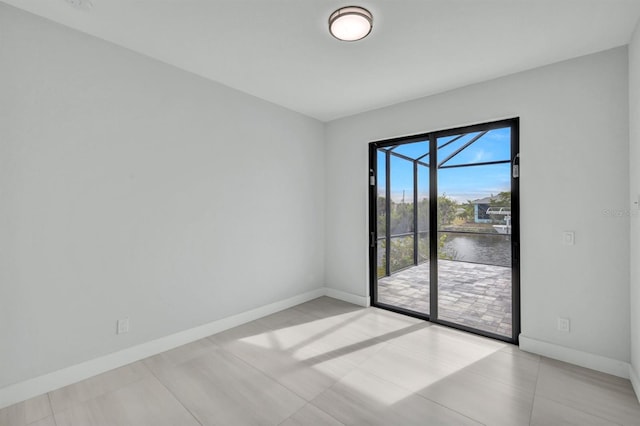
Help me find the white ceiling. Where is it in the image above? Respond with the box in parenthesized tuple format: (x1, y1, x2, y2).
(3, 0, 640, 121)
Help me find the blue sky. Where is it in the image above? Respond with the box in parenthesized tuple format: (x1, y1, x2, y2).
(378, 128, 511, 202)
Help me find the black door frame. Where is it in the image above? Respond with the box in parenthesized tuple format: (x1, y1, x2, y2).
(368, 118, 520, 344)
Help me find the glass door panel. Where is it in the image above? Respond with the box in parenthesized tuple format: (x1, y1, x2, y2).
(436, 134, 513, 338)
(375, 140, 430, 316)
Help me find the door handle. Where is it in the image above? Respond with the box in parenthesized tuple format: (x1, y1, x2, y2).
(370, 232, 376, 248)
(512, 153, 520, 179)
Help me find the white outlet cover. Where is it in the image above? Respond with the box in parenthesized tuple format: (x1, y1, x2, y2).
(557, 317, 570, 332)
(562, 231, 575, 245)
(117, 318, 129, 334)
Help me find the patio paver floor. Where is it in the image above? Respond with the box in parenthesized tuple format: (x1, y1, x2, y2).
(377, 259, 512, 337)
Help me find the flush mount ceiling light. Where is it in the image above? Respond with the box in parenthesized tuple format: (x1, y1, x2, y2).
(329, 6, 373, 41)
(65, 0, 94, 9)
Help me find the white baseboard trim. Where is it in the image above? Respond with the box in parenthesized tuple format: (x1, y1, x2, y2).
(325, 288, 370, 307)
(630, 365, 640, 403)
(0, 287, 326, 410)
(519, 334, 630, 379)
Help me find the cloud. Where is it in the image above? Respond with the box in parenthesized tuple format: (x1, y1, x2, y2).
(471, 149, 492, 163)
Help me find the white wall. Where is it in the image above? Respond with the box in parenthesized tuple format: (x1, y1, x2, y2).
(0, 4, 325, 389)
(325, 47, 630, 365)
(630, 18, 640, 391)
(1, 0, 634, 398)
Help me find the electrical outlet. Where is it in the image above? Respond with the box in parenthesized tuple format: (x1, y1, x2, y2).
(562, 231, 575, 245)
(117, 318, 129, 334)
(557, 317, 570, 332)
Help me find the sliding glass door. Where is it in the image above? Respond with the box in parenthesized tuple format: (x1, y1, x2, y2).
(369, 119, 519, 343)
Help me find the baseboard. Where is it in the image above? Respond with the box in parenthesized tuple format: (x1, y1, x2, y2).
(630, 364, 640, 403)
(0, 287, 326, 410)
(325, 287, 370, 307)
(519, 334, 630, 379)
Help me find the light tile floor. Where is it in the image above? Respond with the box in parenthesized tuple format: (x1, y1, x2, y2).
(378, 259, 513, 337)
(2, 297, 639, 425)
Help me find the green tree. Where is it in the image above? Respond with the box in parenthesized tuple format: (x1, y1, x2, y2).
(437, 194, 458, 226)
(390, 200, 414, 234)
(491, 191, 511, 207)
(417, 198, 429, 231)
(389, 236, 414, 272)
(376, 195, 386, 236)
(460, 200, 475, 222)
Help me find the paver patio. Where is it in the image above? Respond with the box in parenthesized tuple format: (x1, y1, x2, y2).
(377, 259, 512, 337)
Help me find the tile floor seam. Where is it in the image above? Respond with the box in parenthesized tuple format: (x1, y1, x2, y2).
(439, 368, 531, 422)
(146, 366, 204, 426)
(307, 402, 345, 426)
(276, 402, 345, 426)
(291, 305, 330, 320)
(309, 369, 349, 403)
(461, 354, 540, 391)
(357, 346, 536, 400)
(151, 346, 307, 425)
(306, 378, 359, 425)
(527, 356, 542, 426)
(276, 408, 294, 426)
(45, 393, 57, 426)
(349, 360, 488, 425)
(224, 319, 392, 399)
(49, 374, 149, 417)
(354, 342, 536, 426)
(413, 393, 488, 426)
(229, 340, 359, 408)
(257, 312, 322, 333)
(215, 345, 316, 403)
(340, 335, 389, 366)
(276, 413, 290, 426)
(313, 338, 390, 377)
(296, 360, 347, 400)
(501, 346, 540, 361)
(534, 358, 639, 425)
(531, 394, 624, 426)
(212, 344, 316, 422)
(464, 366, 538, 398)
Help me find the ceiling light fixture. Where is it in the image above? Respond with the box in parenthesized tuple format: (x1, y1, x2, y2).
(328, 6, 373, 42)
(65, 0, 94, 9)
